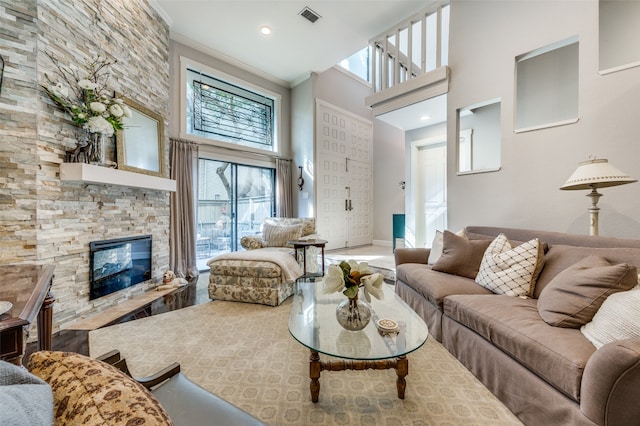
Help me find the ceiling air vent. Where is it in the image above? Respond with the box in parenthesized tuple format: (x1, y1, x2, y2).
(299, 6, 321, 23)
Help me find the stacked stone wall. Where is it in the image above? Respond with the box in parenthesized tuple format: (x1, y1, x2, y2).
(0, 1, 39, 264)
(1, 0, 171, 332)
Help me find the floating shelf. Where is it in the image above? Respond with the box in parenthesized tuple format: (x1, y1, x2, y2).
(60, 163, 176, 192)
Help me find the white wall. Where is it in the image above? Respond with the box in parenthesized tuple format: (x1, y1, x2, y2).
(372, 119, 406, 244)
(291, 78, 314, 218)
(446, 0, 640, 238)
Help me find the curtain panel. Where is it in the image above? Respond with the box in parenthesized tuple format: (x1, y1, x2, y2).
(169, 138, 199, 279)
(275, 158, 293, 217)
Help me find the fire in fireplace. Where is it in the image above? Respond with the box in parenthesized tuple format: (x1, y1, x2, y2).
(89, 235, 152, 300)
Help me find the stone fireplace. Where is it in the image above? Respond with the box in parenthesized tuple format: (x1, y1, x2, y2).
(0, 0, 172, 334)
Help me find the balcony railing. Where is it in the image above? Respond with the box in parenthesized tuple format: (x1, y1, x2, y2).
(369, 3, 449, 94)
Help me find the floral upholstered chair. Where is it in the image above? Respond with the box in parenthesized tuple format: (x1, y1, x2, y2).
(240, 217, 320, 274)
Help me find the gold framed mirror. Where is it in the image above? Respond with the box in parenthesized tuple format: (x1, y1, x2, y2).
(116, 97, 164, 177)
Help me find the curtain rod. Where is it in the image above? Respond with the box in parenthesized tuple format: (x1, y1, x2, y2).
(170, 137, 291, 161)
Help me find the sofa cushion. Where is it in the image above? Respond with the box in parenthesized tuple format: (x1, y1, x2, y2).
(475, 233, 544, 297)
(466, 230, 550, 254)
(581, 288, 640, 348)
(261, 223, 303, 247)
(532, 245, 640, 298)
(396, 264, 492, 310)
(537, 256, 638, 328)
(444, 294, 596, 401)
(432, 230, 492, 279)
(27, 351, 172, 426)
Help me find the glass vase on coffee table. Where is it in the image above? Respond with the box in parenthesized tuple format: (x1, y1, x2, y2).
(288, 277, 429, 403)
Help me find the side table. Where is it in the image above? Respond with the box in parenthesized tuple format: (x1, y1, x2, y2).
(288, 239, 328, 276)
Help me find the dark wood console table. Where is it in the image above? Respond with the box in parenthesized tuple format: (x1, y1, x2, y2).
(0, 265, 55, 365)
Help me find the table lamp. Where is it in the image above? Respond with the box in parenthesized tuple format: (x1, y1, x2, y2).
(560, 158, 637, 236)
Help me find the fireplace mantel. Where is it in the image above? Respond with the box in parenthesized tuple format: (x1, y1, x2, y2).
(60, 163, 176, 192)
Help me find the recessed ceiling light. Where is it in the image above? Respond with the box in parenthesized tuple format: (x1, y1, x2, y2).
(420, 115, 430, 121)
(260, 26, 272, 36)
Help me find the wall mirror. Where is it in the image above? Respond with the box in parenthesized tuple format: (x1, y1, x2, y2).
(457, 99, 501, 175)
(116, 97, 164, 177)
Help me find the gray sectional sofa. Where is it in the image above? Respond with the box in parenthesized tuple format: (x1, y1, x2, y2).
(395, 226, 640, 426)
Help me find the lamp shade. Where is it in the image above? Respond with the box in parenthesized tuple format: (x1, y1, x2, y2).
(560, 158, 637, 190)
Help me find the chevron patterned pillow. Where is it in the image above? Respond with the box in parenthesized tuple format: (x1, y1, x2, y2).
(475, 233, 545, 297)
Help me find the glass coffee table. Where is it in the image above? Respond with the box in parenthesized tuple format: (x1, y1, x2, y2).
(288, 277, 429, 402)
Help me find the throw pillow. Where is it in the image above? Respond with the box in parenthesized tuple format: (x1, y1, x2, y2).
(431, 230, 492, 279)
(428, 229, 465, 264)
(475, 233, 544, 297)
(0, 360, 53, 426)
(428, 230, 444, 265)
(537, 256, 638, 328)
(262, 223, 303, 247)
(27, 351, 172, 426)
(581, 288, 640, 348)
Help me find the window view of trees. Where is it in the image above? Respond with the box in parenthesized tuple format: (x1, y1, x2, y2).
(187, 68, 275, 151)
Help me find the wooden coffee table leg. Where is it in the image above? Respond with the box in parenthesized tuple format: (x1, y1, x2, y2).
(396, 356, 408, 399)
(310, 350, 321, 403)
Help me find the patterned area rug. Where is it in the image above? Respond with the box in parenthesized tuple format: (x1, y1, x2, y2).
(89, 299, 521, 426)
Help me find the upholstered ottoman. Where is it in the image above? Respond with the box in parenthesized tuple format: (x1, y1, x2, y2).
(207, 248, 303, 306)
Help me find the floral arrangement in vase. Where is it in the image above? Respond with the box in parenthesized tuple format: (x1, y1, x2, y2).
(322, 260, 384, 301)
(322, 260, 384, 331)
(41, 52, 131, 165)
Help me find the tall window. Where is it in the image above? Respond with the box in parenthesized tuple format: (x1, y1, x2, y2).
(186, 68, 276, 151)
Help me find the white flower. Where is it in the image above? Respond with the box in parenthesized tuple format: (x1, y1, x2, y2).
(78, 79, 98, 90)
(122, 105, 133, 118)
(361, 273, 384, 302)
(114, 98, 124, 104)
(347, 260, 372, 276)
(322, 264, 345, 294)
(109, 104, 124, 117)
(90, 102, 106, 113)
(52, 82, 68, 98)
(84, 115, 114, 136)
(77, 112, 86, 120)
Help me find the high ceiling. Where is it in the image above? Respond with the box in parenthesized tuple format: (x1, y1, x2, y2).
(153, 0, 429, 86)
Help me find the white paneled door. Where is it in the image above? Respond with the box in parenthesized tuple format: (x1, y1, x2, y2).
(315, 100, 373, 250)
